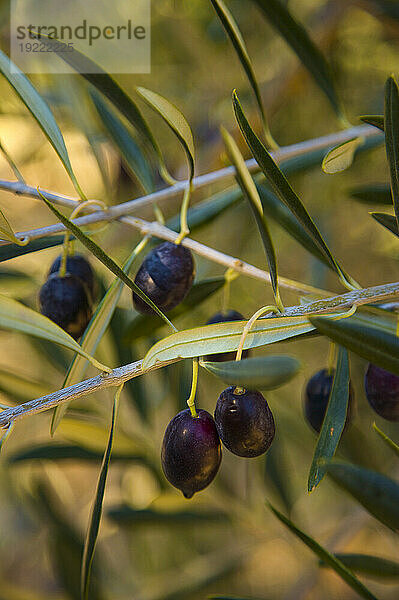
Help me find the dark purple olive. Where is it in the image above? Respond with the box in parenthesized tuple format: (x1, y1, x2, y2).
(161, 409, 221, 498)
(133, 241, 195, 315)
(214, 387, 275, 458)
(49, 253, 96, 301)
(39, 273, 92, 340)
(204, 310, 249, 362)
(365, 363, 399, 421)
(304, 368, 354, 433)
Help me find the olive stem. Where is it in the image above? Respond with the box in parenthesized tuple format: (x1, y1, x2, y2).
(186, 358, 199, 418)
(235, 305, 280, 362)
(222, 268, 239, 312)
(175, 180, 193, 245)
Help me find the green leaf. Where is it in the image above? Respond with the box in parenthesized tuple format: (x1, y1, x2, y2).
(0, 368, 51, 403)
(323, 554, 399, 580)
(251, 0, 343, 117)
(267, 502, 378, 600)
(0, 294, 108, 372)
(308, 347, 350, 492)
(221, 125, 282, 309)
(360, 115, 384, 131)
(51, 237, 148, 434)
(373, 422, 399, 457)
(232, 91, 351, 287)
(38, 189, 175, 331)
(384, 76, 399, 231)
(202, 355, 300, 389)
(107, 506, 228, 526)
(81, 384, 122, 600)
(124, 277, 225, 343)
(322, 138, 363, 174)
(326, 461, 399, 530)
(210, 0, 276, 148)
(0, 235, 66, 262)
(349, 184, 392, 205)
(136, 86, 195, 180)
(8, 443, 148, 464)
(310, 314, 399, 376)
(0, 50, 84, 198)
(36, 34, 174, 185)
(90, 90, 154, 194)
(371, 211, 399, 237)
(0, 208, 28, 246)
(142, 315, 318, 369)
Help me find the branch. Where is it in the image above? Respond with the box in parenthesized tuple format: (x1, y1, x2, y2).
(1, 279, 398, 430)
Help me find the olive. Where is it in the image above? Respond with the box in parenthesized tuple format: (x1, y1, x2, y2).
(214, 386, 275, 458)
(39, 273, 92, 340)
(133, 241, 195, 314)
(304, 368, 354, 433)
(365, 363, 399, 421)
(204, 310, 249, 362)
(49, 253, 96, 301)
(161, 408, 222, 498)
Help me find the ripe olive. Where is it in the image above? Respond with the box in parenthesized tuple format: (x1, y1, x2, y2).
(304, 368, 354, 433)
(49, 253, 96, 301)
(365, 363, 399, 421)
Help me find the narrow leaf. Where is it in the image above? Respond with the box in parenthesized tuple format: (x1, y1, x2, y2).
(108, 506, 228, 526)
(0, 368, 51, 403)
(0, 207, 27, 246)
(308, 347, 350, 491)
(81, 384, 122, 600)
(322, 138, 363, 174)
(0, 294, 108, 372)
(327, 461, 399, 530)
(0, 50, 83, 197)
(251, 0, 343, 117)
(310, 314, 399, 376)
(142, 315, 319, 369)
(202, 355, 300, 389)
(8, 443, 148, 464)
(124, 277, 225, 343)
(360, 115, 384, 131)
(51, 238, 148, 434)
(384, 76, 399, 230)
(38, 190, 175, 331)
(210, 0, 275, 148)
(232, 91, 350, 286)
(267, 502, 378, 600)
(372, 211, 399, 237)
(0, 235, 66, 262)
(349, 184, 392, 205)
(90, 90, 154, 194)
(221, 125, 282, 309)
(136, 86, 195, 180)
(322, 554, 399, 580)
(373, 422, 399, 457)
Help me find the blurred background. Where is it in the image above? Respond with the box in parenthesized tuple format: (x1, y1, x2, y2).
(0, 0, 398, 598)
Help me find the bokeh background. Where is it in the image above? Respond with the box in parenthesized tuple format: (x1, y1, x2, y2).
(0, 0, 398, 598)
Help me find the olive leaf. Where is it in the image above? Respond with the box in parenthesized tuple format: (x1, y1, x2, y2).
(0, 208, 28, 246)
(108, 506, 228, 526)
(0, 235, 66, 262)
(38, 189, 176, 330)
(51, 238, 149, 435)
(90, 90, 155, 195)
(310, 313, 399, 375)
(232, 91, 355, 289)
(202, 355, 300, 389)
(321, 554, 399, 580)
(8, 444, 150, 464)
(81, 384, 122, 600)
(371, 211, 399, 237)
(0, 49, 84, 198)
(327, 461, 399, 531)
(267, 502, 378, 600)
(308, 347, 350, 492)
(0, 294, 108, 372)
(360, 115, 384, 131)
(210, 0, 276, 148)
(322, 138, 363, 174)
(221, 126, 282, 309)
(384, 76, 399, 231)
(0, 368, 51, 403)
(349, 183, 391, 205)
(251, 0, 343, 118)
(373, 422, 399, 457)
(142, 315, 317, 369)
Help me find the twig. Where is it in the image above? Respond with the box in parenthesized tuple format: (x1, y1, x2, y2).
(1, 279, 398, 430)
